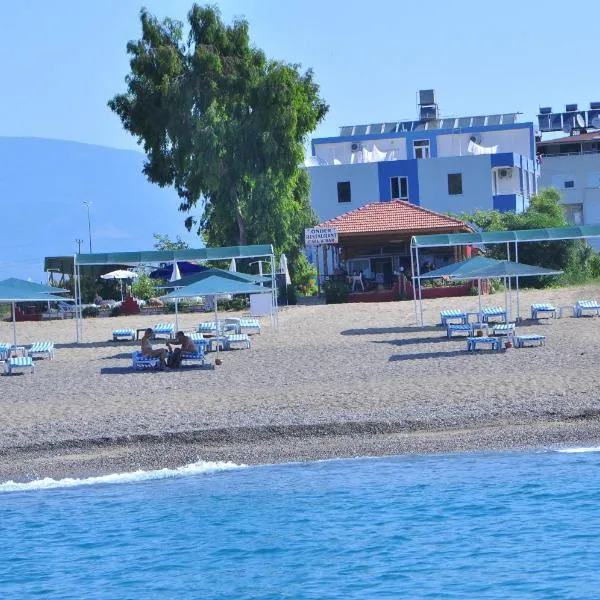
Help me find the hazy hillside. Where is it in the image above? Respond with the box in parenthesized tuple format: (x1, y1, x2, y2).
(0, 137, 199, 281)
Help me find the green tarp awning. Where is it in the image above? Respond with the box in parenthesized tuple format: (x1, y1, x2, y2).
(168, 268, 272, 289)
(412, 225, 600, 248)
(0, 278, 68, 294)
(419, 256, 563, 279)
(163, 273, 271, 299)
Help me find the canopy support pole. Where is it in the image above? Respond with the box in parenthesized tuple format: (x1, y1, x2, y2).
(74, 257, 82, 343)
(12, 301, 17, 348)
(410, 241, 418, 325)
(514, 241, 521, 321)
(506, 242, 512, 321)
(175, 299, 180, 333)
(214, 295, 219, 363)
(270, 252, 278, 328)
(478, 279, 482, 316)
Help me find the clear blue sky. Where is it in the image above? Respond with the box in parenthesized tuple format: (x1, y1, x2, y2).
(0, 0, 597, 150)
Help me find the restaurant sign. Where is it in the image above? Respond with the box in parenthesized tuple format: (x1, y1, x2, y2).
(304, 227, 338, 246)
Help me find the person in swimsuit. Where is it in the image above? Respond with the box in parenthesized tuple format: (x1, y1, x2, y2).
(166, 331, 198, 368)
(140, 328, 168, 370)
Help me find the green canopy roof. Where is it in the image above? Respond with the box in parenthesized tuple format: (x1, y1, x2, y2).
(0, 277, 68, 294)
(412, 225, 600, 248)
(0, 279, 72, 302)
(169, 268, 272, 288)
(419, 256, 563, 279)
(163, 273, 271, 299)
(75, 245, 273, 266)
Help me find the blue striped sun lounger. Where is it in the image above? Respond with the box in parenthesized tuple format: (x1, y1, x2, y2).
(574, 300, 600, 317)
(225, 333, 251, 350)
(152, 323, 175, 338)
(113, 329, 136, 341)
(446, 324, 471, 339)
(531, 303, 557, 319)
(132, 351, 161, 370)
(28, 342, 55, 360)
(180, 348, 206, 366)
(492, 323, 515, 336)
(239, 319, 261, 334)
(481, 307, 506, 323)
(197, 322, 221, 335)
(0, 343, 11, 360)
(440, 310, 467, 327)
(466, 337, 501, 352)
(514, 335, 546, 348)
(5, 356, 35, 375)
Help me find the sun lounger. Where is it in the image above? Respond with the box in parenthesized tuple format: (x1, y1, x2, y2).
(5, 356, 35, 375)
(514, 334, 546, 348)
(27, 341, 55, 360)
(574, 300, 600, 317)
(188, 332, 208, 346)
(239, 319, 261, 334)
(180, 347, 206, 366)
(466, 336, 501, 351)
(112, 329, 136, 341)
(492, 323, 515, 336)
(440, 309, 467, 327)
(480, 307, 506, 323)
(224, 333, 251, 350)
(531, 303, 557, 320)
(0, 343, 10, 360)
(132, 351, 161, 370)
(152, 323, 175, 338)
(197, 321, 221, 335)
(446, 324, 471, 338)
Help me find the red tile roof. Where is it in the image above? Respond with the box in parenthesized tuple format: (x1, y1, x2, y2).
(537, 131, 600, 146)
(318, 201, 471, 235)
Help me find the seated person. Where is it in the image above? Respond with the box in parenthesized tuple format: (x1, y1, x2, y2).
(166, 331, 198, 368)
(140, 328, 167, 370)
(94, 292, 103, 305)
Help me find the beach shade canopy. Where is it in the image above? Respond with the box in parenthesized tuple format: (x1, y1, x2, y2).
(162, 273, 271, 299)
(148, 261, 207, 280)
(418, 256, 563, 280)
(168, 267, 271, 289)
(0, 277, 68, 294)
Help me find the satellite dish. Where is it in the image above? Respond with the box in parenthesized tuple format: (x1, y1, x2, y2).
(576, 113, 586, 128)
(592, 116, 600, 129)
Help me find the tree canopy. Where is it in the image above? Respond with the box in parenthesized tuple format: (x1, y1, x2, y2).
(109, 4, 328, 279)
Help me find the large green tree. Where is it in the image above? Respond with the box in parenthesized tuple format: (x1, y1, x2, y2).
(109, 4, 327, 277)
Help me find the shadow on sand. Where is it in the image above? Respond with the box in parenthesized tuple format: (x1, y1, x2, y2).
(341, 325, 440, 336)
(389, 349, 500, 361)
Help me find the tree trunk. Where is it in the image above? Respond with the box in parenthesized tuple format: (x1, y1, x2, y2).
(236, 209, 247, 246)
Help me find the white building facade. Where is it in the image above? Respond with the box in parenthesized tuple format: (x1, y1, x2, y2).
(305, 90, 538, 222)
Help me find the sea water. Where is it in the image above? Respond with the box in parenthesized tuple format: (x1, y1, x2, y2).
(2, 448, 600, 599)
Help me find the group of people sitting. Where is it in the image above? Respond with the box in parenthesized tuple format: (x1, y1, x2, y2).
(140, 328, 197, 370)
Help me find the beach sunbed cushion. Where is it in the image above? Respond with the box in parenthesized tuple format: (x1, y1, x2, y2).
(481, 307, 506, 323)
(514, 334, 546, 348)
(440, 309, 467, 326)
(113, 329, 136, 341)
(132, 351, 161, 370)
(466, 336, 501, 351)
(239, 319, 261, 334)
(28, 342, 55, 360)
(5, 356, 35, 375)
(225, 333, 251, 350)
(574, 299, 600, 317)
(446, 324, 471, 338)
(152, 323, 175, 337)
(530, 303, 557, 319)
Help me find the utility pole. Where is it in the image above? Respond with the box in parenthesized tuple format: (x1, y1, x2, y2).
(83, 201, 93, 253)
(75, 239, 83, 254)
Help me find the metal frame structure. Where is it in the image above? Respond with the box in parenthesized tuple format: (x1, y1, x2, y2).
(410, 225, 600, 325)
(73, 245, 277, 342)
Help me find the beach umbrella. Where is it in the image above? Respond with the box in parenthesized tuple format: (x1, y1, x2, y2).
(229, 258, 237, 273)
(163, 273, 270, 364)
(279, 254, 291, 286)
(170, 262, 182, 331)
(100, 269, 138, 301)
(0, 280, 73, 347)
(148, 261, 207, 280)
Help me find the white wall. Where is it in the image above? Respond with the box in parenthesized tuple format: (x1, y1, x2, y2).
(307, 162, 380, 222)
(313, 137, 407, 165)
(436, 128, 531, 158)
(494, 167, 522, 195)
(540, 154, 600, 208)
(417, 155, 494, 214)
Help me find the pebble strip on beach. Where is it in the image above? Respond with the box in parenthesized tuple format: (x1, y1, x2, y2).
(2, 284, 600, 481)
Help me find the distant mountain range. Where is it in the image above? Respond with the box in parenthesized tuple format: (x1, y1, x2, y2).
(0, 137, 199, 281)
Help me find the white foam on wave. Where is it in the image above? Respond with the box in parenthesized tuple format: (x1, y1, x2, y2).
(557, 446, 600, 454)
(0, 459, 246, 493)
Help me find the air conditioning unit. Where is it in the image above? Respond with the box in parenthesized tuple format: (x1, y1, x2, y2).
(350, 142, 363, 152)
(469, 134, 482, 145)
(498, 168, 512, 179)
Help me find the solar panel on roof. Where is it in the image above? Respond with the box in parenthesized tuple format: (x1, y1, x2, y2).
(383, 122, 398, 133)
(486, 115, 501, 125)
(441, 118, 456, 129)
(413, 121, 427, 130)
(471, 116, 486, 126)
(354, 125, 367, 135)
(501, 113, 517, 124)
(457, 117, 471, 128)
(398, 121, 414, 132)
(368, 123, 383, 134)
(550, 114, 563, 129)
(425, 120, 441, 130)
(339, 126, 353, 136)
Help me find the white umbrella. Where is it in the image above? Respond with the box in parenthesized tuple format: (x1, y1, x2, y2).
(170, 262, 182, 331)
(100, 269, 138, 301)
(229, 258, 237, 273)
(279, 253, 291, 286)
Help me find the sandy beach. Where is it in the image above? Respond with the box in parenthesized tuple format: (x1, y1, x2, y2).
(2, 285, 600, 482)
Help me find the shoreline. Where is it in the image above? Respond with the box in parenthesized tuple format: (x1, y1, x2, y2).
(2, 416, 600, 482)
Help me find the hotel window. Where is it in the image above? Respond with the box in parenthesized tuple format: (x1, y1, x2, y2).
(337, 181, 351, 203)
(564, 204, 583, 225)
(448, 173, 463, 195)
(413, 139, 430, 159)
(564, 180, 575, 188)
(390, 176, 408, 200)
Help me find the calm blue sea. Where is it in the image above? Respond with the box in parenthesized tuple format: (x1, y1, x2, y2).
(2, 447, 600, 599)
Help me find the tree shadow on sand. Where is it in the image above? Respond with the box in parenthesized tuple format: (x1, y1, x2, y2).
(372, 336, 454, 347)
(341, 325, 440, 336)
(55, 341, 126, 350)
(389, 349, 480, 361)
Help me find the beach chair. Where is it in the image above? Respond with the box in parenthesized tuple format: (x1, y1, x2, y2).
(4, 356, 35, 375)
(492, 323, 515, 336)
(180, 346, 206, 366)
(27, 341, 55, 360)
(514, 334, 546, 348)
(224, 333, 251, 350)
(530, 303, 557, 320)
(480, 307, 507, 323)
(239, 318, 261, 335)
(131, 351, 161, 370)
(197, 321, 220, 335)
(0, 343, 10, 361)
(573, 299, 600, 317)
(439, 309, 467, 327)
(112, 328, 136, 341)
(446, 324, 471, 338)
(152, 323, 175, 338)
(466, 336, 501, 352)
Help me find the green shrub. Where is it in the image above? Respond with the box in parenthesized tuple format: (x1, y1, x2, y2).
(164, 302, 177, 314)
(82, 305, 99, 318)
(292, 254, 318, 296)
(218, 297, 249, 311)
(323, 279, 350, 304)
(131, 273, 160, 301)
